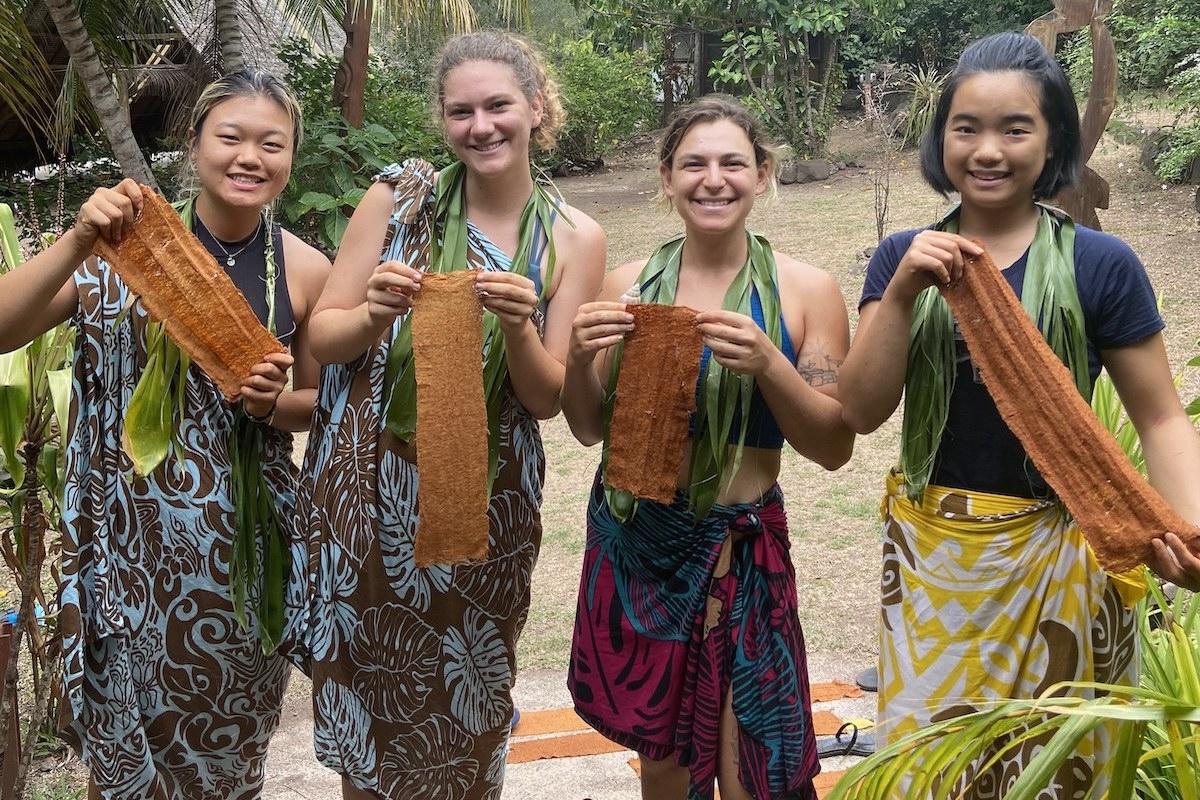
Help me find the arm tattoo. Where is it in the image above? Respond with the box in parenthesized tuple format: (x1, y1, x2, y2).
(796, 353, 843, 387)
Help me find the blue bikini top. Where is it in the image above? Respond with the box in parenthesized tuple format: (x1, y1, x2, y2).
(689, 286, 796, 449)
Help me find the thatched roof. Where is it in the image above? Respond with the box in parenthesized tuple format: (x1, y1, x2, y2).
(0, 0, 341, 170)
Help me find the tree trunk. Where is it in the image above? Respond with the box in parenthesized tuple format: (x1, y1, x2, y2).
(42, 0, 157, 188)
(0, 441, 45, 769)
(333, 0, 373, 127)
(660, 28, 676, 126)
(214, 0, 245, 74)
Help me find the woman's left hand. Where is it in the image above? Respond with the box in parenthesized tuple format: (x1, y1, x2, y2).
(240, 351, 294, 419)
(696, 310, 774, 377)
(476, 271, 540, 335)
(1148, 533, 1200, 592)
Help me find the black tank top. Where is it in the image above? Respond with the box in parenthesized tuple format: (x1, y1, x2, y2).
(193, 215, 297, 347)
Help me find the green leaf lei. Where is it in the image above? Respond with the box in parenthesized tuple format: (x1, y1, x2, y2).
(381, 162, 563, 491)
(901, 204, 1090, 500)
(119, 198, 287, 654)
(600, 232, 783, 522)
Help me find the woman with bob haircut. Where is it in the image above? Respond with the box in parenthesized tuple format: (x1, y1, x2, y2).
(839, 31, 1200, 796)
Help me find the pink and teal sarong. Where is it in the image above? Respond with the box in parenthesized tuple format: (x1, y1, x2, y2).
(568, 474, 819, 800)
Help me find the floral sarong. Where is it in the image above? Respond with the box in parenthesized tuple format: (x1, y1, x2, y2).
(878, 470, 1141, 797)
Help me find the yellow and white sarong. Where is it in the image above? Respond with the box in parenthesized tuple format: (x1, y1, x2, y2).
(877, 470, 1142, 798)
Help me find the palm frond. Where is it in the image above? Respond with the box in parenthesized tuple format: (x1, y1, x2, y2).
(828, 577, 1200, 800)
(0, 1, 58, 146)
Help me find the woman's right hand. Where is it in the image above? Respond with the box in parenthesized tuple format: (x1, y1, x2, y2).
(366, 261, 422, 326)
(567, 301, 634, 366)
(887, 231, 983, 305)
(72, 178, 143, 250)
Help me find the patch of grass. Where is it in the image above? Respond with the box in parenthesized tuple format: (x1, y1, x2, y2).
(28, 772, 85, 800)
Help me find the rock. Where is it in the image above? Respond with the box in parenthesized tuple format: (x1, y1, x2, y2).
(778, 161, 800, 185)
(1183, 154, 1200, 185)
(794, 159, 836, 183)
(1140, 129, 1172, 173)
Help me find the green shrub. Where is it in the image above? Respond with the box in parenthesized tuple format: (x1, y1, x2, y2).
(544, 38, 655, 169)
(1153, 54, 1200, 183)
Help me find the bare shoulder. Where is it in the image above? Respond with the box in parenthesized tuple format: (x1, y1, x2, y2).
(281, 229, 331, 276)
(599, 259, 648, 301)
(280, 229, 332, 309)
(773, 250, 842, 299)
(555, 203, 606, 251)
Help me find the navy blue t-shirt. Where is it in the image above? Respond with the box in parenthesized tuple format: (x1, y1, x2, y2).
(860, 224, 1164, 498)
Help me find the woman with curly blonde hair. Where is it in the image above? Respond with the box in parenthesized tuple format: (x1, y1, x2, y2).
(303, 30, 606, 799)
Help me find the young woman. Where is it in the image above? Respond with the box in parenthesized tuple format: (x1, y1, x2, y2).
(0, 70, 329, 798)
(562, 95, 854, 800)
(839, 31, 1200, 797)
(302, 31, 606, 799)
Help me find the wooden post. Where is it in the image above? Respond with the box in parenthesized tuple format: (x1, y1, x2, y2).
(1025, 0, 1117, 229)
(0, 618, 18, 800)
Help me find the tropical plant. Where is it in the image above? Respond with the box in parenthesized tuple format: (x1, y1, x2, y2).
(278, 37, 449, 251)
(0, 199, 73, 799)
(582, 0, 902, 157)
(898, 63, 945, 149)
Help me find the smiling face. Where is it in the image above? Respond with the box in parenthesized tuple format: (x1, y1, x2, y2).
(941, 70, 1051, 213)
(441, 59, 543, 177)
(190, 93, 294, 211)
(660, 118, 768, 236)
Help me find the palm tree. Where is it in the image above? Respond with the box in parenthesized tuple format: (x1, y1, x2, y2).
(42, 0, 159, 186)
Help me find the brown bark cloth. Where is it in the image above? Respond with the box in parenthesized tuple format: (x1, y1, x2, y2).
(91, 185, 285, 401)
(606, 304, 704, 503)
(411, 270, 490, 565)
(944, 247, 1200, 572)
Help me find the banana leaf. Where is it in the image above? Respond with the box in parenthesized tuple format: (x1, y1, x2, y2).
(121, 327, 173, 477)
(47, 366, 72, 440)
(0, 203, 20, 273)
(0, 346, 29, 487)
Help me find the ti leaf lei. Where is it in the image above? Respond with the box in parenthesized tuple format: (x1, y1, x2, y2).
(900, 203, 1089, 500)
(381, 161, 562, 491)
(600, 232, 783, 522)
(119, 198, 288, 654)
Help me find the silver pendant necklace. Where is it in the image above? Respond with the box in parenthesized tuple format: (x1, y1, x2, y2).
(206, 216, 263, 267)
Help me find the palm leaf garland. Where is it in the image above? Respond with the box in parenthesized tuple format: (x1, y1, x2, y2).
(117, 197, 287, 654)
(828, 576, 1200, 799)
(601, 232, 782, 522)
(382, 161, 562, 491)
(900, 204, 1089, 500)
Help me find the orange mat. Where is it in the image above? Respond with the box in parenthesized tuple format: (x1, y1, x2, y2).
(505, 704, 849, 765)
(815, 771, 848, 797)
(811, 680, 864, 702)
(508, 731, 627, 764)
(512, 707, 589, 737)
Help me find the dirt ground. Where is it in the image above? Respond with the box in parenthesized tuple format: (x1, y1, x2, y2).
(519, 120, 1200, 671)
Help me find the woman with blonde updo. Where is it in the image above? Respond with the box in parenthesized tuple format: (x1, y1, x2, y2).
(303, 30, 606, 799)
